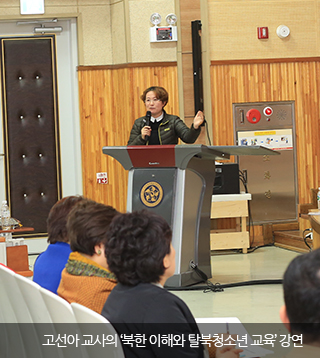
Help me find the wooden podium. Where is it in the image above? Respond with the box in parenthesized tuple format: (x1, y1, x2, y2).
(103, 144, 278, 287)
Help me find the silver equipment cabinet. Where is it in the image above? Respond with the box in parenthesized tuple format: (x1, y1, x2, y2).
(233, 101, 298, 223)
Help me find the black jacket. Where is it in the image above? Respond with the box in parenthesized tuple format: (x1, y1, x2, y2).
(127, 111, 201, 145)
(102, 282, 205, 358)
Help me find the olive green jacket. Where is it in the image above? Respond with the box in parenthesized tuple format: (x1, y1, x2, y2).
(127, 111, 201, 145)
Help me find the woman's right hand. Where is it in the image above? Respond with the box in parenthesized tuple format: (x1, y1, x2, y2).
(141, 126, 151, 140)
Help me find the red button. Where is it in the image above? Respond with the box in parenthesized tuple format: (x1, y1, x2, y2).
(263, 107, 273, 116)
(246, 109, 261, 124)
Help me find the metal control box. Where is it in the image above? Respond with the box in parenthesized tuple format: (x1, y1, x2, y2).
(233, 101, 298, 224)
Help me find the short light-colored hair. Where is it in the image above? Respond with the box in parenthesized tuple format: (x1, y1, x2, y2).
(140, 86, 168, 106)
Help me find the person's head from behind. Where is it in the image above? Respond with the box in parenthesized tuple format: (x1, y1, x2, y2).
(105, 210, 175, 286)
(280, 248, 320, 343)
(47, 195, 84, 244)
(67, 198, 118, 269)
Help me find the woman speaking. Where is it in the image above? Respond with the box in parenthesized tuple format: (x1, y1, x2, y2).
(127, 86, 204, 145)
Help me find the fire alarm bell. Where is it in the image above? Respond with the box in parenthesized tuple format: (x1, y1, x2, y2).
(246, 109, 261, 124)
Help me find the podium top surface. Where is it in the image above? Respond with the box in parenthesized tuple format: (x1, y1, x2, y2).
(102, 144, 278, 170)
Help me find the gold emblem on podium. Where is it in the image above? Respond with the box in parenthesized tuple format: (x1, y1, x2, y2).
(140, 181, 163, 208)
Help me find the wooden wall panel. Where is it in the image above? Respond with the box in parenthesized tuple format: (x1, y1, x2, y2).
(78, 59, 320, 239)
(210, 60, 320, 211)
(78, 65, 178, 212)
(207, 1, 318, 61)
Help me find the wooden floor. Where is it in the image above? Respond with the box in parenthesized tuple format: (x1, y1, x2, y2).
(274, 229, 312, 253)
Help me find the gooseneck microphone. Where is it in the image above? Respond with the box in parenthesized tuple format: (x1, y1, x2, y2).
(144, 111, 151, 141)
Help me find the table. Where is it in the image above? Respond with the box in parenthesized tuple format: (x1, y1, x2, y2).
(210, 194, 251, 253)
(308, 210, 320, 249)
(0, 226, 35, 234)
(0, 227, 34, 276)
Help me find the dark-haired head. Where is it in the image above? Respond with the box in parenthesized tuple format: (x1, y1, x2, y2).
(67, 198, 118, 256)
(282, 248, 320, 343)
(105, 210, 173, 286)
(140, 86, 168, 107)
(47, 195, 84, 244)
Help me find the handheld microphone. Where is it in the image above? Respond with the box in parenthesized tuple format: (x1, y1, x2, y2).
(195, 109, 206, 127)
(145, 111, 151, 141)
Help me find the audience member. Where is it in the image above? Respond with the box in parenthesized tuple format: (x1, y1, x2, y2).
(102, 210, 242, 358)
(57, 198, 118, 313)
(33, 195, 84, 294)
(280, 248, 320, 357)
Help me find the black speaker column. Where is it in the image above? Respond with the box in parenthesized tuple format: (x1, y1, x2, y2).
(191, 20, 204, 114)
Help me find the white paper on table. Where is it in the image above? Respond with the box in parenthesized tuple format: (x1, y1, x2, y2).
(195, 317, 274, 358)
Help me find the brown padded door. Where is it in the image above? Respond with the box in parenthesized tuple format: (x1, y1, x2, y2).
(0, 36, 61, 236)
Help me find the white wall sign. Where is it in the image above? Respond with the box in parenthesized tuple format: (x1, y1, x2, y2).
(96, 172, 108, 184)
(20, 0, 45, 15)
(238, 129, 293, 151)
